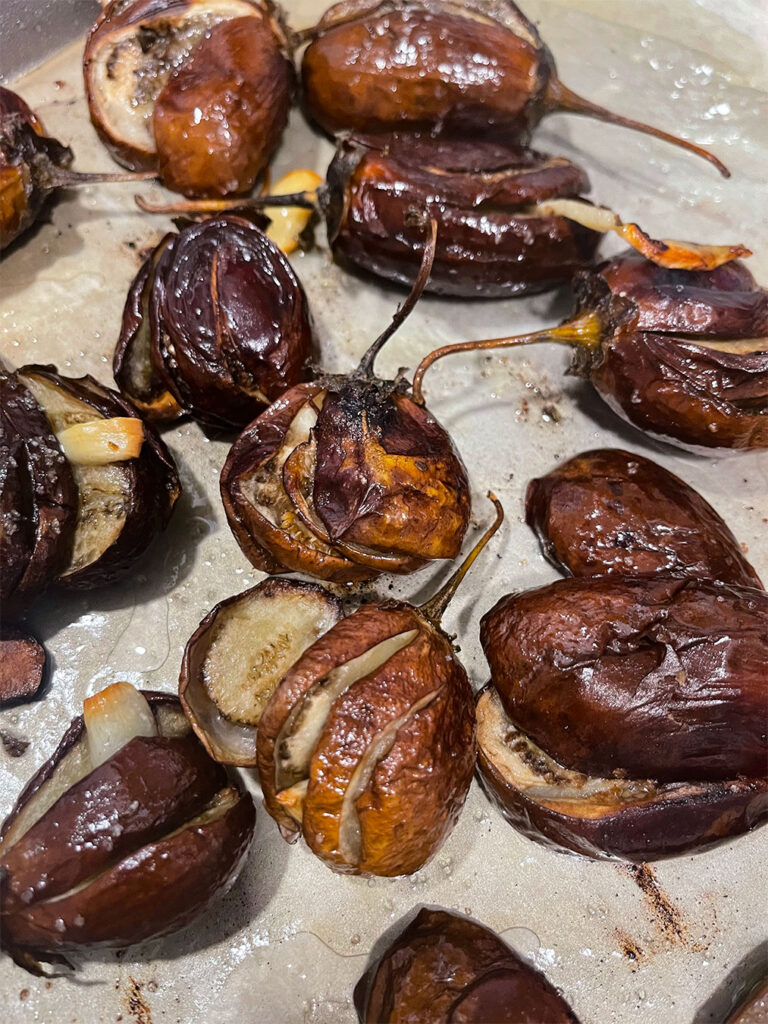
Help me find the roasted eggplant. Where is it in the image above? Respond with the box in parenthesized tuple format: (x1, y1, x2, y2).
(83, 0, 293, 196)
(301, 0, 729, 176)
(413, 248, 768, 452)
(113, 215, 314, 428)
(323, 134, 601, 298)
(0, 629, 46, 705)
(179, 577, 344, 764)
(354, 907, 579, 1023)
(0, 683, 255, 974)
(526, 448, 762, 587)
(477, 575, 768, 859)
(220, 222, 471, 582)
(725, 977, 768, 1024)
(256, 498, 503, 876)
(8, 366, 180, 591)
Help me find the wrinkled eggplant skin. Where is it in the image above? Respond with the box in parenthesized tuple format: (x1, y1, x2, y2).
(19, 367, 181, 589)
(325, 135, 600, 298)
(599, 251, 768, 337)
(0, 693, 256, 964)
(476, 688, 768, 862)
(572, 255, 768, 452)
(0, 87, 73, 250)
(480, 575, 768, 783)
(143, 216, 314, 429)
(526, 449, 762, 587)
(355, 907, 579, 1023)
(153, 15, 293, 197)
(0, 372, 77, 609)
(303, 0, 554, 139)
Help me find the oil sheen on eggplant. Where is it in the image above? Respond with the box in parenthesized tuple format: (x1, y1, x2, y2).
(354, 907, 579, 1023)
(324, 134, 600, 298)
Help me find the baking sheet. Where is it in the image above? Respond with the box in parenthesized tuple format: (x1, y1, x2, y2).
(1, 1, 767, 1021)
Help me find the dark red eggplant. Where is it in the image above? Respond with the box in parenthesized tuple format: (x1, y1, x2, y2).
(220, 221, 471, 582)
(113, 215, 314, 428)
(301, 0, 729, 177)
(354, 907, 579, 1023)
(0, 86, 154, 251)
(83, 0, 293, 197)
(413, 248, 768, 452)
(0, 684, 255, 974)
(476, 574, 768, 859)
(526, 448, 762, 587)
(323, 133, 601, 297)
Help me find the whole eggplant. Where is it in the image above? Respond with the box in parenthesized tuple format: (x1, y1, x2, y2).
(301, 0, 729, 176)
(0, 686, 255, 974)
(324, 134, 601, 298)
(413, 249, 768, 453)
(476, 574, 768, 859)
(355, 907, 579, 1023)
(113, 215, 314, 428)
(526, 448, 762, 587)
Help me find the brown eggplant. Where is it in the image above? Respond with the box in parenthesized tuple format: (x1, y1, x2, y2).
(113, 215, 314, 428)
(476, 685, 768, 862)
(83, 0, 293, 197)
(323, 133, 601, 298)
(725, 978, 768, 1024)
(301, 0, 729, 177)
(0, 629, 46, 705)
(12, 366, 180, 590)
(220, 221, 471, 582)
(354, 907, 579, 1023)
(526, 448, 762, 587)
(476, 574, 768, 859)
(256, 498, 502, 876)
(0, 86, 155, 251)
(413, 248, 768, 452)
(0, 684, 255, 974)
(179, 577, 344, 764)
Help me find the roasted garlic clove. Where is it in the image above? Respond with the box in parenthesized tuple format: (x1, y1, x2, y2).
(179, 577, 344, 765)
(526, 448, 762, 587)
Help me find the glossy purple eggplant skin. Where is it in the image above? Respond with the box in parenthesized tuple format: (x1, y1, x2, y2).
(354, 907, 579, 1023)
(0, 693, 255, 970)
(17, 367, 181, 589)
(325, 135, 600, 298)
(573, 254, 768, 452)
(115, 216, 314, 429)
(0, 371, 77, 609)
(480, 575, 768, 784)
(526, 448, 762, 587)
(475, 685, 768, 862)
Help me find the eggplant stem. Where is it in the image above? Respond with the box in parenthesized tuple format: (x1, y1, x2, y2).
(420, 493, 504, 626)
(356, 217, 438, 378)
(134, 191, 318, 215)
(411, 312, 602, 405)
(548, 79, 730, 178)
(50, 168, 158, 188)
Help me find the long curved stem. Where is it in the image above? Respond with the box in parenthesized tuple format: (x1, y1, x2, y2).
(411, 311, 601, 405)
(548, 80, 730, 178)
(134, 191, 318, 215)
(420, 493, 504, 627)
(355, 217, 438, 378)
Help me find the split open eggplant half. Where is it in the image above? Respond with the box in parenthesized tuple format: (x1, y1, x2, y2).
(477, 574, 768, 859)
(0, 684, 255, 974)
(179, 577, 344, 764)
(354, 907, 579, 1023)
(83, 0, 293, 196)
